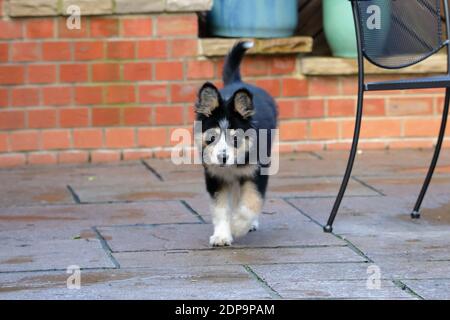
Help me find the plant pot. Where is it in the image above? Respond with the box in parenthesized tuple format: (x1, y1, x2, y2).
(207, 0, 298, 38)
(323, 0, 357, 58)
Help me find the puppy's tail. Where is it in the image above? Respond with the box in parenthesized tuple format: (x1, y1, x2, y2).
(223, 41, 254, 86)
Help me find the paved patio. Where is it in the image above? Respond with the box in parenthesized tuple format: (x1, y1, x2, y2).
(0, 150, 449, 299)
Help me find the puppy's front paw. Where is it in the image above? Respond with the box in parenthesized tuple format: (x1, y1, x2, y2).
(209, 234, 233, 247)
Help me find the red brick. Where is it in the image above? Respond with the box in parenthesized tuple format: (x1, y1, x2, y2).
(123, 62, 152, 81)
(107, 41, 135, 60)
(11, 42, 40, 62)
(91, 150, 121, 163)
(328, 99, 355, 117)
(281, 78, 308, 97)
(74, 41, 104, 60)
(0, 154, 26, 167)
(57, 17, 88, 38)
(171, 83, 198, 103)
(26, 19, 54, 38)
(0, 43, 8, 62)
(28, 109, 57, 128)
(92, 63, 120, 82)
(0, 88, 8, 107)
(170, 39, 197, 58)
(75, 86, 103, 105)
(92, 108, 120, 126)
(59, 108, 89, 128)
(0, 110, 25, 129)
(0, 132, 8, 152)
(309, 77, 339, 96)
(297, 99, 325, 118)
(155, 61, 183, 80)
(28, 65, 56, 84)
(254, 79, 281, 97)
(105, 85, 135, 104)
(156, 15, 198, 36)
(138, 128, 167, 147)
(122, 18, 152, 37)
(242, 57, 270, 77)
(10, 131, 40, 151)
(11, 88, 39, 107)
(310, 120, 339, 140)
(123, 150, 153, 161)
(105, 128, 135, 148)
(404, 119, 441, 137)
(42, 42, 71, 61)
(58, 151, 89, 164)
(186, 60, 215, 80)
(279, 121, 307, 141)
(341, 77, 358, 95)
(139, 84, 168, 103)
(154, 106, 184, 125)
(28, 152, 57, 165)
(42, 87, 72, 106)
(60, 64, 88, 82)
(123, 107, 152, 125)
(137, 40, 167, 59)
(365, 99, 386, 116)
(0, 20, 23, 39)
(73, 128, 103, 149)
(90, 18, 119, 38)
(342, 119, 402, 139)
(270, 56, 296, 75)
(42, 130, 71, 150)
(387, 98, 433, 116)
(277, 100, 296, 119)
(0, 66, 25, 85)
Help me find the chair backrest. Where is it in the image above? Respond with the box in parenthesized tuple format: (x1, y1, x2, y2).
(352, 0, 448, 69)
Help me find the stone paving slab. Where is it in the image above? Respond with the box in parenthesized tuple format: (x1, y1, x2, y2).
(401, 279, 450, 300)
(98, 220, 343, 252)
(0, 230, 114, 272)
(267, 176, 380, 198)
(0, 266, 272, 300)
(186, 196, 312, 224)
(114, 246, 365, 268)
(0, 201, 200, 231)
(249, 263, 414, 299)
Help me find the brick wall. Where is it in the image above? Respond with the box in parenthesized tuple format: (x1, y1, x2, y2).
(0, 0, 449, 167)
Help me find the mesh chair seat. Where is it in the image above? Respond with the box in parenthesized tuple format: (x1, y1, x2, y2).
(366, 74, 450, 91)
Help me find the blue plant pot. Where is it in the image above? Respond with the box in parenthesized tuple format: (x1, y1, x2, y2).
(207, 0, 298, 38)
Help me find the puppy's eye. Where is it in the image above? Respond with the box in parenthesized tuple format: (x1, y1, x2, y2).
(205, 134, 216, 145)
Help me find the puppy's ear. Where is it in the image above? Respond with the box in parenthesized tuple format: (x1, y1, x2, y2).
(233, 89, 254, 119)
(196, 82, 220, 117)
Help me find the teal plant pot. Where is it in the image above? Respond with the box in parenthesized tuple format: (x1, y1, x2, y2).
(207, 0, 298, 38)
(323, 0, 357, 58)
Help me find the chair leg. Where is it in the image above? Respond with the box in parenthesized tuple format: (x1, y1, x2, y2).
(411, 87, 450, 219)
(324, 91, 364, 233)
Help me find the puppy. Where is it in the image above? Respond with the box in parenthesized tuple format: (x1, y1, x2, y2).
(194, 41, 278, 246)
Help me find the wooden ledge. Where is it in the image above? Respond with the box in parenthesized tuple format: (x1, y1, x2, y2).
(198, 37, 313, 57)
(300, 54, 447, 76)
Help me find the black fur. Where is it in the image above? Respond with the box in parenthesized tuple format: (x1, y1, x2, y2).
(197, 41, 278, 201)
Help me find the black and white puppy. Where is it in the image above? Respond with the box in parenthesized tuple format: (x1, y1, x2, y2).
(194, 42, 278, 246)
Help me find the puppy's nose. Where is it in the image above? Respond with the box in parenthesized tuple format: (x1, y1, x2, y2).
(217, 153, 229, 164)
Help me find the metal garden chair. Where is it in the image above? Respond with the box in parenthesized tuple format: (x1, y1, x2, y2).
(324, 0, 450, 233)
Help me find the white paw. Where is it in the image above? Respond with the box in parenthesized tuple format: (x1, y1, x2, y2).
(231, 216, 252, 238)
(249, 219, 259, 232)
(209, 233, 233, 247)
